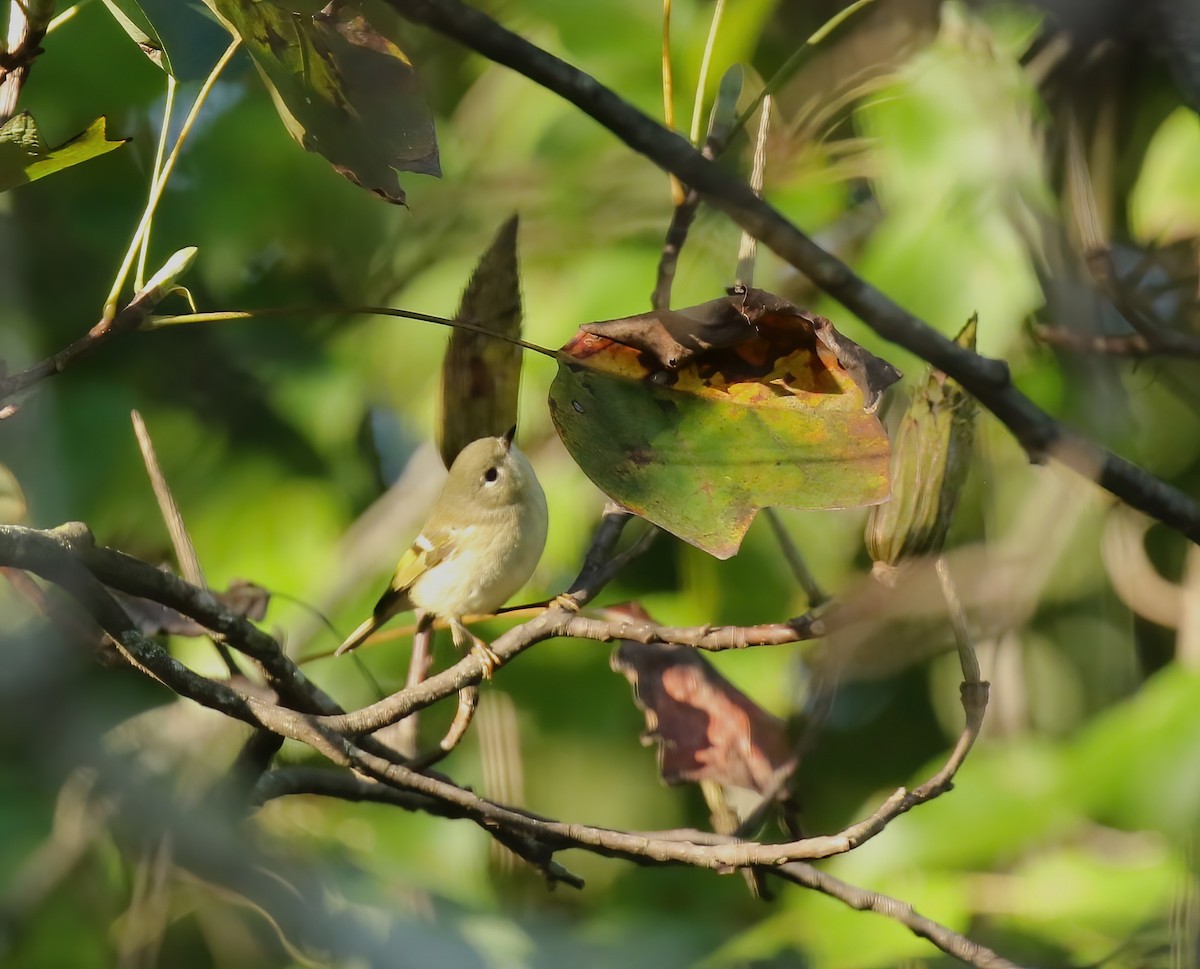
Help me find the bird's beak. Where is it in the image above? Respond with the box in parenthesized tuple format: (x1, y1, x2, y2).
(503, 425, 516, 449)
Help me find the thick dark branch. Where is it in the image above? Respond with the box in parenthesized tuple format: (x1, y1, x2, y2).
(0, 0, 53, 125)
(0, 522, 341, 715)
(252, 767, 585, 888)
(384, 0, 1200, 545)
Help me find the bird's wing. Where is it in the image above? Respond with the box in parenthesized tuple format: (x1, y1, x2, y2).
(384, 526, 453, 599)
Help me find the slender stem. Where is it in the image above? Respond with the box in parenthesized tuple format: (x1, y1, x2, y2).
(47, 0, 92, 33)
(103, 38, 241, 321)
(148, 305, 559, 357)
(136, 75, 177, 290)
(687, 0, 725, 146)
(763, 508, 828, 608)
(661, 0, 683, 205)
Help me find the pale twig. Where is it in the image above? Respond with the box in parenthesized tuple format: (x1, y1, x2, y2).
(763, 508, 828, 608)
(131, 409, 240, 677)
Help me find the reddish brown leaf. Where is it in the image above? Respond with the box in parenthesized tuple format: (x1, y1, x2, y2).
(609, 603, 793, 793)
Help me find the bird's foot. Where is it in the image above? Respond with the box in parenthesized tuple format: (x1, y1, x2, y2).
(470, 637, 501, 680)
(553, 593, 581, 613)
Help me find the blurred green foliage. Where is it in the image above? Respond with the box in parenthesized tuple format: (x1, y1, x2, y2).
(2, 0, 1200, 967)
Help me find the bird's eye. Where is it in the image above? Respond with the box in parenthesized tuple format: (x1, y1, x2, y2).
(484, 467, 499, 484)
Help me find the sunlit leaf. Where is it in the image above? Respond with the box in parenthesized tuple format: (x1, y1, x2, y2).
(0, 113, 128, 193)
(204, 0, 440, 203)
(437, 215, 523, 467)
(100, 0, 172, 73)
(549, 288, 897, 558)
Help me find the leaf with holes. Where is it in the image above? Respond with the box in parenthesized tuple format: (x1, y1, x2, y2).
(548, 288, 898, 558)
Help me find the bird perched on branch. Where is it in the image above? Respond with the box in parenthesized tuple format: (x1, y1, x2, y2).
(336, 427, 548, 677)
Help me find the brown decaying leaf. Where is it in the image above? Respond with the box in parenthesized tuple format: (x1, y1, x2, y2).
(609, 603, 793, 793)
(581, 286, 901, 407)
(438, 215, 523, 467)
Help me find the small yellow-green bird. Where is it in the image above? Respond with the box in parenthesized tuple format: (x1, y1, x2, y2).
(335, 427, 548, 676)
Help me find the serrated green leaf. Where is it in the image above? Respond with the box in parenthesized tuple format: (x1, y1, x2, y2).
(0, 114, 128, 193)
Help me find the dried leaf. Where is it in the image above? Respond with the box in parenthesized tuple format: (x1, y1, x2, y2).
(437, 215, 523, 467)
(550, 288, 897, 558)
(610, 604, 793, 793)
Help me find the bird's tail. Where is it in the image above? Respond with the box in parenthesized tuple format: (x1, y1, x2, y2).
(335, 614, 380, 656)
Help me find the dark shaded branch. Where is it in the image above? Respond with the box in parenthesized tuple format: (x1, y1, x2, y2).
(252, 767, 585, 889)
(0, 271, 179, 413)
(0, 522, 342, 715)
(383, 0, 1200, 545)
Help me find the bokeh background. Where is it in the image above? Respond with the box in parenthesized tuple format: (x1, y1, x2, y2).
(2, 0, 1200, 965)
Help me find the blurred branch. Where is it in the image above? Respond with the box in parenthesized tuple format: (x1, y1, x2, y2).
(0, 0, 54, 124)
(0, 522, 340, 715)
(773, 861, 1023, 969)
(1032, 325, 1183, 358)
(562, 610, 824, 650)
(4, 503, 999, 965)
(382, 0, 1200, 547)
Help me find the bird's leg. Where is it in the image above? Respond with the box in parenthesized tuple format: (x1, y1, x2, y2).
(450, 618, 500, 680)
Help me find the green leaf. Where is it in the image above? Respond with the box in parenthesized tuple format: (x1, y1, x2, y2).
(548, 290, 895, 558)
(866, 314, 977, 566)
(100, 0, 172, 73)
(203, 0, 440, 204)
(0, 114, 128, 193)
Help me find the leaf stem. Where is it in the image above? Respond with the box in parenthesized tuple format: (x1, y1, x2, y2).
(687, 0, 725, 146)
(135, 74, 177, 291)
(148, 305, 560, 358)
(103, 38, 241, 321)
